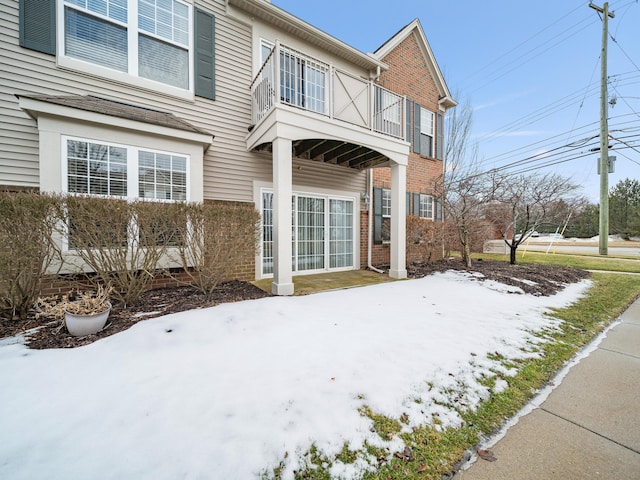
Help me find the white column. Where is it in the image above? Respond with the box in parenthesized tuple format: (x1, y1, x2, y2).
(271, 137, 295, 295)
(389, 162, 407, 279)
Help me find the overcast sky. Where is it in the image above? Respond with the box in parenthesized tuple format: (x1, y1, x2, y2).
(272, 0, 640, 202)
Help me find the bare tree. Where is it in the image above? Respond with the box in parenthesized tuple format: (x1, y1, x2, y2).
(434, 99, 498, 268)
(491, 172, 581, 264)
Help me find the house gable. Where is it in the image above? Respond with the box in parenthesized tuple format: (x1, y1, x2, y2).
(374, 19, 456, 111)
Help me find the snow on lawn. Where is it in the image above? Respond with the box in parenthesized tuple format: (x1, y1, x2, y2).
(0, 272, 591, 480)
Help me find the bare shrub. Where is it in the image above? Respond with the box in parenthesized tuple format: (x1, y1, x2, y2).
(60, 196, 175, 306)
(168, 202, 260, 296)
(441, 220, 459, 258)
(0, 191, 62, 320)
(406, 216, 442, 264)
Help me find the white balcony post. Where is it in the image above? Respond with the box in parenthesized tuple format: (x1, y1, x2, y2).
(328, 65, 334, 119)
(271, 136, 294, 295)
(274, 40, 281, 107)
(402, 95, 407, 140)
(369, 81, 374, 132)
(389, 162, 407, 279)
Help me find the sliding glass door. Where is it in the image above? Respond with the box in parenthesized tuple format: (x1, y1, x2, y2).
(261, 191, 354, 275)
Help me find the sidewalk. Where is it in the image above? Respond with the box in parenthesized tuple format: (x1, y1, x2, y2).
(454, 297, 640, 480)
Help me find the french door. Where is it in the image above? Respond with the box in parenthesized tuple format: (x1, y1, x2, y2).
(261, 191, 354, 275)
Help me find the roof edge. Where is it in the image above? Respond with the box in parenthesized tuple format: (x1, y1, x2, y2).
(227, 0, 388, 72)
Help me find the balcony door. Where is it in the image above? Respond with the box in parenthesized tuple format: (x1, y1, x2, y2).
(261, 41, 327, 115)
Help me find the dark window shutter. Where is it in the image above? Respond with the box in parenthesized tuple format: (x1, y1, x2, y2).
(406, 192, 411, 216)
(413, 102, 421, 154)
(413, 193, 420, 216)
(436, 112, 444, 160)
(19, 0, 56, 55)
(195, 8, 215, 100)
(405, 98, 412, 145)
(373, 187, 383, 245)
(436, 198, 442, 221)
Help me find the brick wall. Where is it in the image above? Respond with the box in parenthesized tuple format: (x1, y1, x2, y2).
(365, 31, 445, 268)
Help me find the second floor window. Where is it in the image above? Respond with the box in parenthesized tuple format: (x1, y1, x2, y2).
(63, 0, 191, 90)
(419, 108, 434, 158)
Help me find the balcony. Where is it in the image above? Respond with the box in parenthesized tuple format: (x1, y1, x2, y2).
(250, 42, 406, 143)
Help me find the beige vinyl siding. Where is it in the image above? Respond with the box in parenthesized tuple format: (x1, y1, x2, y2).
(0, 0, 366, 199)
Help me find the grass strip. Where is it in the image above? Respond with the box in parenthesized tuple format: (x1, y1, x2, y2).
(267, 269, 640, 480)
(476, 251, 640, 273)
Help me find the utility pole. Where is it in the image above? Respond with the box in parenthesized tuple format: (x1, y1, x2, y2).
(590, 2, 614, 255)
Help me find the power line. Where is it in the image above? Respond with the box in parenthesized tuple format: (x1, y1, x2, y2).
(473, 72, 640, 144)
(478, 113, 639, 168)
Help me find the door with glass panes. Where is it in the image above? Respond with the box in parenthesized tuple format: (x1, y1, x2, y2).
(261, 191, 354, 275)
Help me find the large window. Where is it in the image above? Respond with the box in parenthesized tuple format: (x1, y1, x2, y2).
(261, 191, 355, 275)
(64, 137, 189, 200)
(64, 137, 188, 251)
(62, 0, 191, 90)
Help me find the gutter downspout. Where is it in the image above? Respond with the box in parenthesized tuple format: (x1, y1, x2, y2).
(367, 168, 384, 274)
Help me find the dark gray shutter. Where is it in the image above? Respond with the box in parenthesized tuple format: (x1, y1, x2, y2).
(373, 187, 383, 245)
(436, 112, 444, 160)
(405, 98, 412, 144)
(436, 198, 442, 221)
(19, 0, 56, 55)
(406, 192, 411, 216)
(413, 193, 420, 216)
(195, 8, 215, 100)
(413, 102, 421, 154)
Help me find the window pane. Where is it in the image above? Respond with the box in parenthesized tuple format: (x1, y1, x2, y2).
(329, 199, 353, 268)
(262, 192, 274, 274)
(139, 35, 188, 89)
(137, 151, 187, 200)
(66, 139, 127, 196)
(382, 189, 391, 217)
(138, 0, 189, 46)
(420, 109, 434, 135)
(65, 7, 128, 72)
(420, 195, 434, 219)
(88, 0, 108, 17)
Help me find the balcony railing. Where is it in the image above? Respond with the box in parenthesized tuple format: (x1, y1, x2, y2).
(251, 42, 405, 140)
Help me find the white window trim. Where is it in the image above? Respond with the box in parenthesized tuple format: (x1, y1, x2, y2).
(61, 135, 191, 202)
(382, 188, 391, 218)
(419, 194, 434, 220)
(56, 0, 195, 100)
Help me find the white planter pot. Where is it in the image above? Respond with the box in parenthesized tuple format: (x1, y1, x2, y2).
(65, 302, 111, 337)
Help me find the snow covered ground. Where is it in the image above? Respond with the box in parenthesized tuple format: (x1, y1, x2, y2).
(0, 272, 591, 480)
